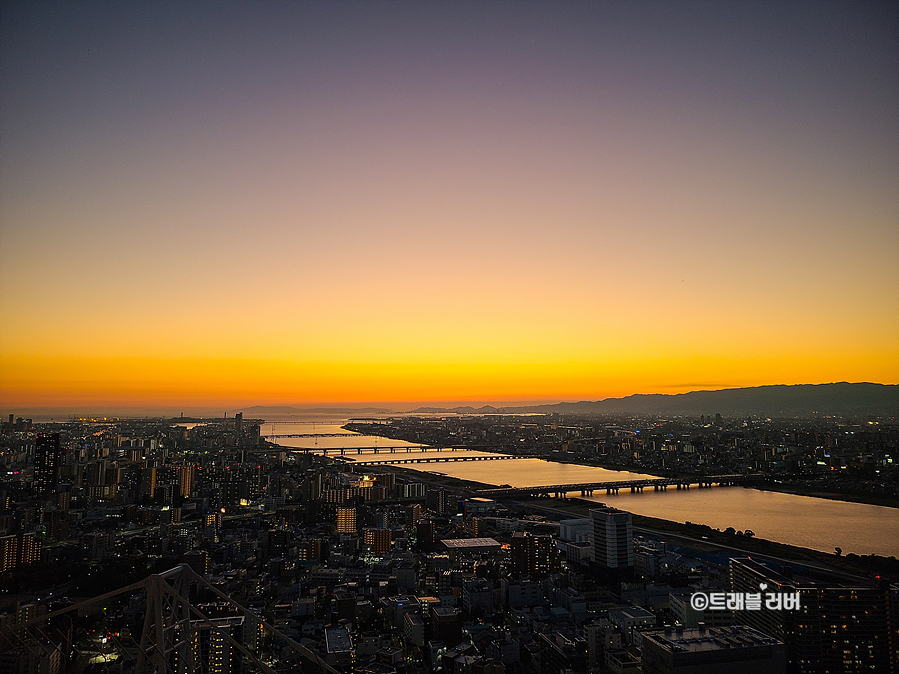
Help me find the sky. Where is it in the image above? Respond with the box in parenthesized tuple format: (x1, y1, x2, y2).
(1, 1, 897, 412)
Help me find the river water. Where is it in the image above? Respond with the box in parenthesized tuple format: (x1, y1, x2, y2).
(422, 457, 899, 558)
(265, 416, 899, 558)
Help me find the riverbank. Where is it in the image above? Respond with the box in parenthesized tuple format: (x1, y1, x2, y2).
(747, 482, 899, 508)
(519, 496, 899, 582)
(340, 424, 899, 510)
(374, 463, 899, 582)
(530, 455, 899, 509)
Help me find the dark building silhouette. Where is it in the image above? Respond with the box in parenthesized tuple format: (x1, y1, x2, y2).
(415, 519, 436, 552)
(642, 625, 785, 673)
(730, 557, 895, 673)
(510, 532, 559, 577)
(537, 632, 588, 674)
(432, 607, 463, 647)
(34, 433, 61, 499)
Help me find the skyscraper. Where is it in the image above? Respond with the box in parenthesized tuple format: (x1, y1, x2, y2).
(590, 507, 634, 577)
(34, 433, 61, 499)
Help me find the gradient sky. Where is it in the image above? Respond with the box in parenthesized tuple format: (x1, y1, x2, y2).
(2, 1, 897, 410)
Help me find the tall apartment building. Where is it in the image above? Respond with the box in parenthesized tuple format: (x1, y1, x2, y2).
(34, 433, 61, 499)
(590, 507, 633, 578)
(336, 507, 357, 534)
(363, 528, 392, 554)
(1, 533, 43, 573)
(730, 557, 896, 673)
(177, 465, 194, 499)
(510, 532, 559, 577)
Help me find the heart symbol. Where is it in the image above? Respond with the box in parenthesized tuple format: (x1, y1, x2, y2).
(759, 583, 768, 591)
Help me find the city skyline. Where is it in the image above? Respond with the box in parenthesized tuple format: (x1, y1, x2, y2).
(2, 2, 897, 409)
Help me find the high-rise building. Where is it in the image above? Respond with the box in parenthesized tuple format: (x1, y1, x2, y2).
(34, 433, 61, 499)
(297, 537, 327, 562)
(427, 488, 447, 514)
(336, 507, 357, 534)
(405, 503, 422, 526)
(363, 528, 392, 554)
(18, 533, 41, 566)
(415, 519, 436, 552)
(403, 482, 427, 498)
(0, 535, 17, 573)
(140, 466, 158, 498)
(730, 557, 895, 673)
(1, 533, 43, 572)
(510, 532, 559, 577)
(432, 607, 463, 648)
(590, 507, 634, 575)
(177, 465, 194, 499)
(189, 616, 244, 674)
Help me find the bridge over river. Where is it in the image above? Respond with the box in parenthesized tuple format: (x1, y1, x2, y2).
(341, 454, 529, 465)
(475, 474, 754, 498)
(263, 433, 362, 439)
(280, 444, 473, 455)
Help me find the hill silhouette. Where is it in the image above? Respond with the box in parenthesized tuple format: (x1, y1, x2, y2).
(413, 383, 898, 417)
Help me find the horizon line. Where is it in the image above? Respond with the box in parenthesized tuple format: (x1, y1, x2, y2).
(4, 381, 894, 418)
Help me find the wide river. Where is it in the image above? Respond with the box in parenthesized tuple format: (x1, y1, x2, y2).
(265, 418, 899, 558)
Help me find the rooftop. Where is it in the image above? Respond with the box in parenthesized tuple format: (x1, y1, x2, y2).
(324, 626, 354, 654)
(441, 537, 501, 550)
(643, 625, 781, 653)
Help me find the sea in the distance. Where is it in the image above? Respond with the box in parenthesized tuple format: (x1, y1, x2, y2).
(260, 415, 899, 559)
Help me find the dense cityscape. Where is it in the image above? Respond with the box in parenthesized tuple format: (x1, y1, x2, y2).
(3, 2, 898, 673)
(0, 410, 897, 673)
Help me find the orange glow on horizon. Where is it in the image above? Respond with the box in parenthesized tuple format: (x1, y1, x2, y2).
(2, 3, 897, 412)
(2, 347, 895, 410)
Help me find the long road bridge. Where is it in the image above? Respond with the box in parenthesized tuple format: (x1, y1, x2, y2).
(263, 432, 361, 439)
(476, 474, 754, 498)
(343, 454, 528, 465)
(280, 445, 473, 455)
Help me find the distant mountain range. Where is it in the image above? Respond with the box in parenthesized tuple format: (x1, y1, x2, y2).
(412, 383, 899, 417)
(13, 384, 896, 422)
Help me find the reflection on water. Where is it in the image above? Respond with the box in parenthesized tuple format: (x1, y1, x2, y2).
(419, 455, 899, 558)
(259, 419, 899, 558)
(265, 420, 423, 450)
